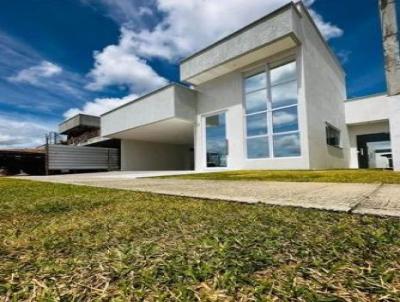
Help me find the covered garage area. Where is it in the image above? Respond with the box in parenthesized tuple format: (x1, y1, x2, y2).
(101, 84, 196, 171)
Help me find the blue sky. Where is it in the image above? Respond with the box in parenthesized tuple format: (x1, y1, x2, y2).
(0, 0, 396, 148)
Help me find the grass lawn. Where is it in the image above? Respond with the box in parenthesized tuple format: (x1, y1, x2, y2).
(0, 179, 399, 301)
(165, 169, 400, 184)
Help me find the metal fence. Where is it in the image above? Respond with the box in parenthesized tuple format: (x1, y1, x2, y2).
(47, 144, 119, 173)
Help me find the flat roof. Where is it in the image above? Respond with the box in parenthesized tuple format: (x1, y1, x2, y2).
(0, 148, 45, 154)
(346, 92, 387, 102)
(180, 1, 344, 77)
(58, 113, 100, 127)
(180, 2, 298, 64)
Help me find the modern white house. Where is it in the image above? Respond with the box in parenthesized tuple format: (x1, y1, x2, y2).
(99, 1, 400, 172)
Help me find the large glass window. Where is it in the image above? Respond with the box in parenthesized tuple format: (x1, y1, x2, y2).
(244, 60, 300, 159)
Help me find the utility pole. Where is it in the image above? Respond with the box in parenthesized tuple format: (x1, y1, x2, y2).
(379, 0, 400, 96)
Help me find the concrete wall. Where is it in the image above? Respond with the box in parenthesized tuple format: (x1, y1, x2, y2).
(347, 122, 390, 168)
(298, 5, 349, 169)
(194, 49, 310, 171)
(121, 140, 193, 171)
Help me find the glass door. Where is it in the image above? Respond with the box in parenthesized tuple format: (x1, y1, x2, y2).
(205, 112, 228, 168)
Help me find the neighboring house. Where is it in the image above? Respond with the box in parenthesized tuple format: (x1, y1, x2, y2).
(68, 1, 399, 172)
(59, 114, 120, 148)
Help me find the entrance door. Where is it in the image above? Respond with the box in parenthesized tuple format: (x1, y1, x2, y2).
(357, 133, 392, 169)
(205, 112, 228, 168)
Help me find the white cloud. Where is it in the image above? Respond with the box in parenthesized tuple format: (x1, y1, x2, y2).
(81, 0, 155, 28)
(0, 31, 93, 112)
(63, 93, 138, 118)
(337, 49, 352, 64)
(273, 110, 298, 125)
(81, 0, 344, 115)
(308, 10, 343, 40)
(8, 61, 62, 85)
(124, 0, 300, 61)
(89, 0, 343, 63)
(86, 28, 167, 93)
(0, 115, 54, 148)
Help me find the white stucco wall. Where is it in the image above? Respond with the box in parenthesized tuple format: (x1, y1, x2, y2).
(297, 5, 349, 170)
(121, 140, 193, 171)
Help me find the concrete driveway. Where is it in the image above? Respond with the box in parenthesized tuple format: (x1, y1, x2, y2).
(16, 171, 400, 217)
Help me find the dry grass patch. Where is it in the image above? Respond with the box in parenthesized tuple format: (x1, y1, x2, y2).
(0, 178, 399, 301)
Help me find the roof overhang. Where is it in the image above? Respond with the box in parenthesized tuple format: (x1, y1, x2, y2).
(180, 3, 301, 85)
(101, 84, 197, 144)
(105, 118, 194, 145)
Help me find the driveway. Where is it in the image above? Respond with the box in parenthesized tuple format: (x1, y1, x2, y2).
(16, 171, 400, 217)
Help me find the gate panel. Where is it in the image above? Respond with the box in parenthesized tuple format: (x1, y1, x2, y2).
(47, 145, 119, 171)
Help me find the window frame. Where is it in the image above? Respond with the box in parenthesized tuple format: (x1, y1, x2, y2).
(202, 109, 230, 170)
(325, 122, 341, 148)
(243, 58, 301, 160)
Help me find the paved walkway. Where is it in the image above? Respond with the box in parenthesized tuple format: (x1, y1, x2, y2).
(16, 171, 400, 217)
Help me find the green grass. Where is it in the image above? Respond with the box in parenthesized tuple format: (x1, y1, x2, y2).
(0, 178, 399, 301)
(165, 169, 400, 184)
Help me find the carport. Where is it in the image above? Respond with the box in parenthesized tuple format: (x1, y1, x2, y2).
(101, 84, 197, 171)
(345, 95, 395, 170)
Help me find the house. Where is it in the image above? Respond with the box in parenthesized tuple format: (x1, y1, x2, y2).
(79, 1, 399, 172)
(59, 114, 120, 148)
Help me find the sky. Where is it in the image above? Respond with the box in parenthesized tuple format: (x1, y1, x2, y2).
(0, 0, 395, 148)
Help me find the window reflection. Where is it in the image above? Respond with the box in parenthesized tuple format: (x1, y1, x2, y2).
(206, 113, 227, 167)
(270, 62, 296, 86)
(245, 72, 267, 93)
(245, 89, 268, 114)
(247, 136, 269, 159)
(244, 60, 300, 159)
(273, 133, 301, 157)
(271, 81, 297, 109)
(272, 107, 298, 133)
(247, 113, 268, 136)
